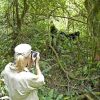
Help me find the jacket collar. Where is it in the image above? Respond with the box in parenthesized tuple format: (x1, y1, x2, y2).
(9, 63, 29, 72)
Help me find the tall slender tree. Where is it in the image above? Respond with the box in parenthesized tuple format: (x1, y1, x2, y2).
(84, 0, 100, 61)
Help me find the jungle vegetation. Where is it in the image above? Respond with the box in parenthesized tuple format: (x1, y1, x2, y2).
(0, 0, 100, 100)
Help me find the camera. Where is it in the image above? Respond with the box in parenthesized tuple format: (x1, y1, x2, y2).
(31, 51, 39, 58)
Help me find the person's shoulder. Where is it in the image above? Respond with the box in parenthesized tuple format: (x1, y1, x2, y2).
(6, 62, 13, 66)
(2, 62, 15, 74)
(5, 62, 14, 69)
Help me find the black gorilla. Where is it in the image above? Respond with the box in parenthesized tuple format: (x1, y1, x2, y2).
(60, 31, 80, 40)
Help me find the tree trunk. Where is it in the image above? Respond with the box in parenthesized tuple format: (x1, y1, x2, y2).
(11, 0, 21, 55)
(10, 0, 29, 55)
(84, 0, 100, 61)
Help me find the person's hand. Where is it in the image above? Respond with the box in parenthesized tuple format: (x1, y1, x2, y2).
(32, 52, 40, 65)
(35, 52, 40, 63)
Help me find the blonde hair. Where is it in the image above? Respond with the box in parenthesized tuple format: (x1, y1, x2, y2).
(15, 55, 26, 72)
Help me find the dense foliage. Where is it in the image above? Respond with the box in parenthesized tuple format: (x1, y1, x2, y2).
(0, 0, 100, 100)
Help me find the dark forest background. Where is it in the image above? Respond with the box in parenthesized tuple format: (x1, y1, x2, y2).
(0, 0, 100, 100)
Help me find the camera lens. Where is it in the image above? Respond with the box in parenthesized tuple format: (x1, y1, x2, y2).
(31, 51, 37, 58)
(32, 52, 37, 57)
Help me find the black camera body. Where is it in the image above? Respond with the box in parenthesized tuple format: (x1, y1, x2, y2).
(31, 51, 38, 58)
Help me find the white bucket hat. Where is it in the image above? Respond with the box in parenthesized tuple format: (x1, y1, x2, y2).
(14, 44, 32, 57)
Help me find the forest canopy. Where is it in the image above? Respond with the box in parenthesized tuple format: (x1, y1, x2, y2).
(0, 0, 100, 100)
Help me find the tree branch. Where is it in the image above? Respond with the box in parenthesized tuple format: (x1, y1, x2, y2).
(30, 13, 87, 24)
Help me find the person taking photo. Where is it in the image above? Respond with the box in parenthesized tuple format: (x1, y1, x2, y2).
(1, 43, 45, 100)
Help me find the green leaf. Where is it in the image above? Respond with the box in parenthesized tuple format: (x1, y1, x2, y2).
(56, 94, 63, 100)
